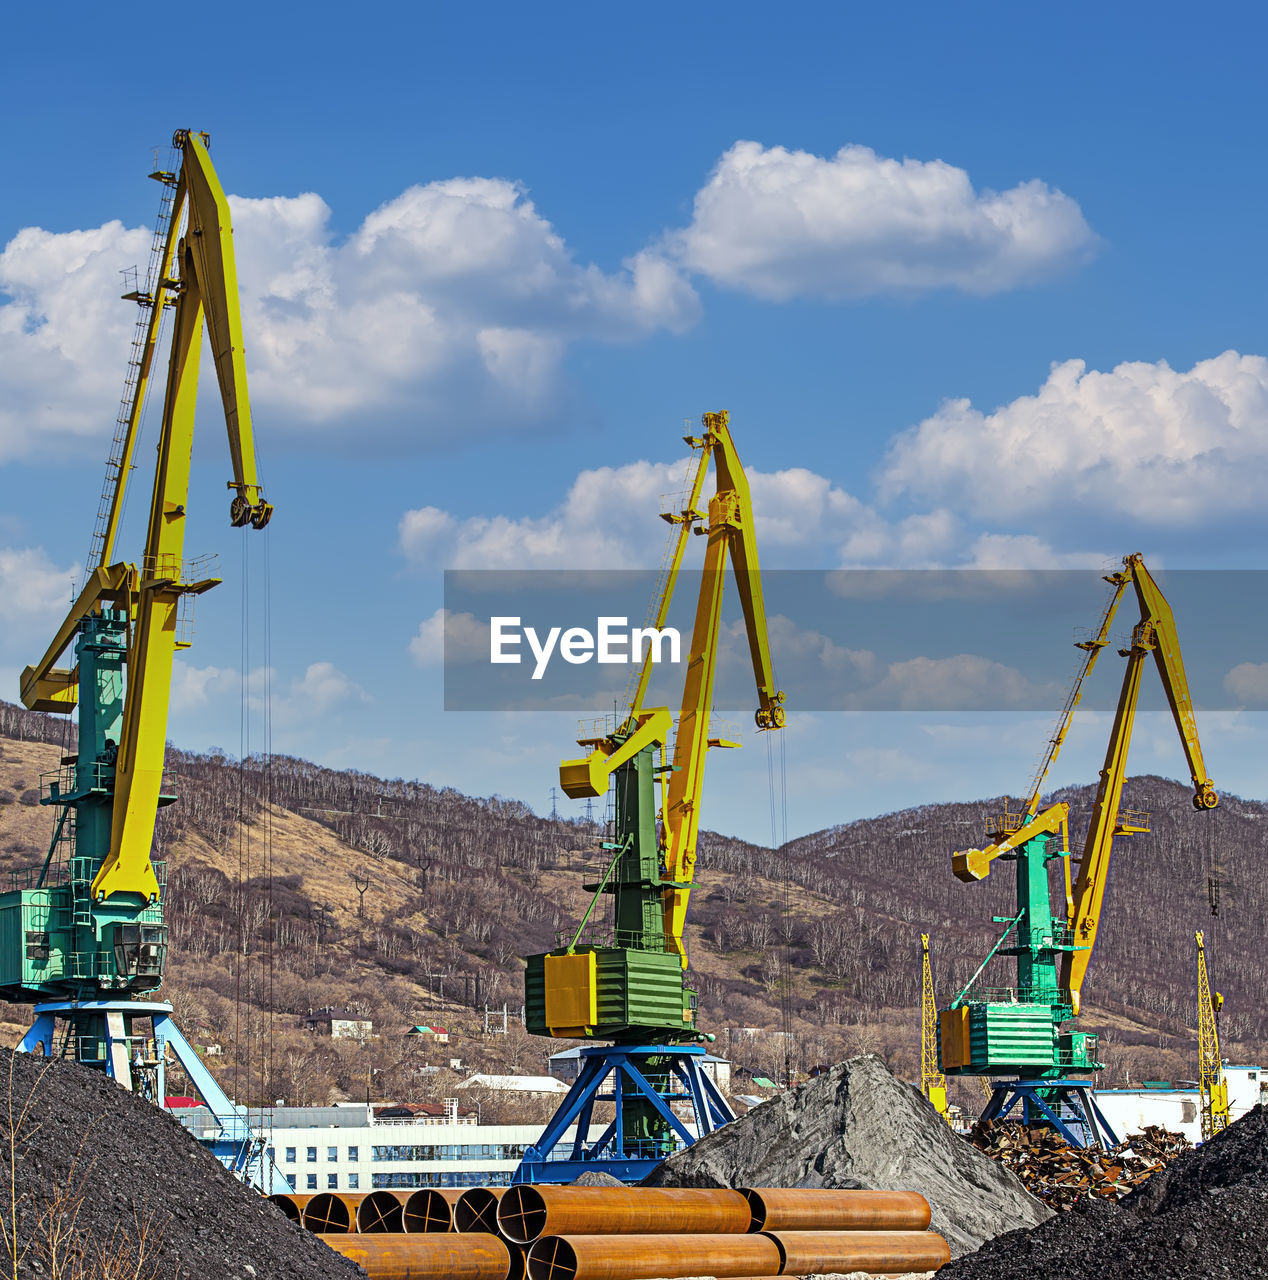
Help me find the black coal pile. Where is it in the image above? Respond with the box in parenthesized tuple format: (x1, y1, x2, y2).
(0, 1047, 362, 1279)
(643, 1053, 1051, 1256)
(940, 1104, 1268, 1280)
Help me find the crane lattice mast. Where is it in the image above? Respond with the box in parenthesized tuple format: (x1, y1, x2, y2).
(1195, 931, 1230, 1141)
(920, 934, 949, 1122)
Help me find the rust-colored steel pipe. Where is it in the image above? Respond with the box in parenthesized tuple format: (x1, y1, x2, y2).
(526, 1232, 783, 1280)
(302, 1192, 355, 1234)
(456, 1186, 506, 1233)
(765, 1228, 952, 1276)
(499, 1186, 751, 1244)
(743, 1187, 932, 1232)
(320, 1233, 512, 1280)
(405, 1188, 465, 1233)
(267, 1193, 311, 1223)
(357, 1190, 413, 1233)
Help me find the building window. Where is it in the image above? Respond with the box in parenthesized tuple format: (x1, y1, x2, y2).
(285, 1147, 296, 1164)
(327, 1146, 337, 1162)
(348, 1146, 359, 1162)
(348, 1173, 360, 1190)
(306, 1174, 317, 1191)
(327, 1174, 339, 1190)
(307, 1147, 317, 1163)
(285, 1175, 296, 1191)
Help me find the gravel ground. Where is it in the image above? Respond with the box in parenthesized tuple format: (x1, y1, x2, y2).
(939, 1105, 1268, 1280)
(644, 1053, 1051, 1256)
(0, 1047, 362, 1279)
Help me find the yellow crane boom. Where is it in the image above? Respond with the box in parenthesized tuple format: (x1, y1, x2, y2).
(20, 130, 272, 904)
(1058, 555, 1217, 1014)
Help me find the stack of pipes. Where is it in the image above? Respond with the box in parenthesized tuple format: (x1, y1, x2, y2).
(267, 1185, 950, 1280)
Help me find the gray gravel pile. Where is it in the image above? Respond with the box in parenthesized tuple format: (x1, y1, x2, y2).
(0, 1047, 362, 1279)
(643, 1053, 1051, 1256)
(939, 1104, 1268, 1280)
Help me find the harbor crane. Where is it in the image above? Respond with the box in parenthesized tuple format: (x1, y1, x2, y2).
(8, 131, 281, 1188)
(940, 555, 1217, 1147)
(516, 412, 785, 1182)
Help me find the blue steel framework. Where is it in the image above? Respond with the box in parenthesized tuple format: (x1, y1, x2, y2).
(980, 1077, 1119, 1149)
(513, 1044, 733, 1184)
(21, 999, 285, 1191)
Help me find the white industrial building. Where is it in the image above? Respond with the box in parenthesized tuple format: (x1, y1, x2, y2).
(1095, 1065, 1263, 1145)
(175, 1100, 572, 1190)
(547, 1047, 731, 1092)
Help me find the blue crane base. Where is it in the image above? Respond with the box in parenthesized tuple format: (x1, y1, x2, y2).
(981, 1077, 1120, 1149)
(513, 1044, 735, 1184)
(18, 999, 286, 1192)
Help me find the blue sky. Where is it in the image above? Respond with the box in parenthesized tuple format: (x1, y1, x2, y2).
(3, 2, 1267, 840)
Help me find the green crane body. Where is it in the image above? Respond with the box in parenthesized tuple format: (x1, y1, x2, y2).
(941, 555, 1217, 1088)
(0, 611, 170, 1015)
(942, 821, 1100, 1077)
(525, 740, 697, 1043)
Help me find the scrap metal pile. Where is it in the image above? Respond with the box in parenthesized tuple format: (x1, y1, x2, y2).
(270, 1184, 952, 1279)
(971, 1122, 1190, 1210)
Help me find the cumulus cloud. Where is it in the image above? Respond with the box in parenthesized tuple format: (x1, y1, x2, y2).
(0, 546, 78, 620)
(666, 141, 1096, 300)
(0, 222, 149, 461)
(0, 546, 81, 669)
(400, 447, 1114, 573)
(399, 454, 876, 570)
(0, 178, 698, 459)
(170, 659, 367, 721)
(880, 351, 1268, 526)
(1224, 662, 1268, 706)
(843, 654, 1061, 711)
(409, 608, 488, 667)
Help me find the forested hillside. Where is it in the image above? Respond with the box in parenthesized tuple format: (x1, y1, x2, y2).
(0, 699, 1261, 1119)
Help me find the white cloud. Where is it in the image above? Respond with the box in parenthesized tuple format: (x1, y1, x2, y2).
(0, 222, 148, 462)
(400, 445, 1117, 573)
(880, 351, 1268, 526)
(409, 609, 488, 667)
(400, 454, 878, 570)
(1225, 663, 1268, 706)
(232, 180, 698, 438)
(666, 141, 1096, 300)
(0, 179, 698, 459)
(963, 534, 1110, 570)
(844, 654, 1061, 711)
(0, 546, 78, 620)
(170, 659, 367, 721)
(290, 661, 370, 713)
(169, 662, 237, 713)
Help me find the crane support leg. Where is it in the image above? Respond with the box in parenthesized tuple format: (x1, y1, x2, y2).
(16, 1000, 286, 1191)
(981, 1077, 1119, 1150)
(513, 1044, 734, 1184)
